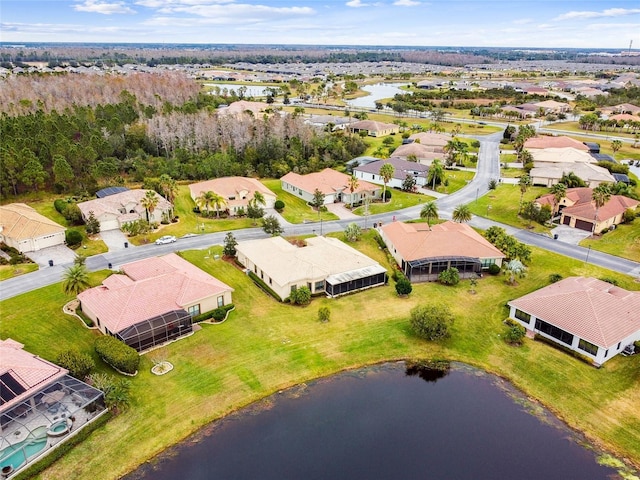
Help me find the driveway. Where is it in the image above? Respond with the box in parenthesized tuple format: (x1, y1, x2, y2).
(324, 203, 359, 220)
(100, 229, 133, 251)
(26, 245, 77, 267)
(550, 225, 592, 245)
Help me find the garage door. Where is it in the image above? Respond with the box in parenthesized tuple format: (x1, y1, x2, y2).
(562, 216, 571, 225)
(100, 219, 120, 231)
(574, 219, 593, 231)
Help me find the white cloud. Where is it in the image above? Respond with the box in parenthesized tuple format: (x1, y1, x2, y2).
(135, 0, 234, 6)
(346, 0, 368, 7)
(554, 8, 640, 21)
(393, 0, 420, 6)
(153, 3, 314, 19)
(73, 0, 136, 14)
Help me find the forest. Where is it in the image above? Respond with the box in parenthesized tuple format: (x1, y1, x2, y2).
(0, 73, 367, 198)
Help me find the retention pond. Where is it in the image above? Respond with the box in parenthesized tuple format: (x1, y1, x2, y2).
(126, 362, 620, 480)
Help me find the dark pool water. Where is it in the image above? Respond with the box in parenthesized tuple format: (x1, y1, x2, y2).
(126, 363, 618, 480)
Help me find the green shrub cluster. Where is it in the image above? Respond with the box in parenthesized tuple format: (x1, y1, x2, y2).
(290, 286, 311, 305)
(438, 267, 460, 286)
(487, 263, 501, 275)
(94, 336, 140, 374)
(65, 229, 83, 247)
(504, 324, 526, 345)
(548, 273, 563, 283)
(56, 349, 95, 379)
(395, 275, 413, 296)
(274, 199, 285, 211)
(0, 243, 32, 265)
(193, 304, 234, 323)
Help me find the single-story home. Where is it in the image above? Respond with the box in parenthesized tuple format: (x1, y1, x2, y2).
(524, 136, 589, 151)
(408, 132, 449, 152)
(378, 221, 505, 282)
(347, 120, 399, 137)
(601, 103, 640, 116)
(281, 168, 381, 206)
(507, 277, 640, 366)
(530, 163, 615, 188)
(189, 177, 276, 215)
(78, 253, 233, 352)
(217, 100, 269, 118)
(559, 193, 638, 234)
(0, 339, 106, 476)
(353, 157, 429, 189)
(0, 203, 66, 253)
(390, 143, 443, 163)
(77, 189, 172, 231)
(235, 236, 387, 300)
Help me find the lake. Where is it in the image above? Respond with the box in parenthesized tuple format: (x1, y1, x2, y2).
(126, 363, 618, 480)
(345, 82, 408, 109)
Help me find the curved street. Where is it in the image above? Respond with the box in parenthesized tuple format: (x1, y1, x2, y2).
(1, 131, 638, 302)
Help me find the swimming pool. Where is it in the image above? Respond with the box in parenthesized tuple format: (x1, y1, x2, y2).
(0, 426, 48, 473)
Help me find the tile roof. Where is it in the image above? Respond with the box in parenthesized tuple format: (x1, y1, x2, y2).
(0, 203, 65, 240)
(530, 163, 615, 185)
(189, 177, 276, 208)
(509, 277, 640, 348)
(349, 120, 398, 132)
(391, 143, 444, 159)
(236, 236, 385, 287)
(536, 187, 594, 207)
(354, 157, 429, 180)
(381, 221, 505, 262)
(77, 189, 172, 220)
(281, 168, 378, 196)
(530, 147, 594, 163)
(408, 132, 450, 148)
(562, 195, 638, 222)
(217, 100, 268, 117)
(0, 339, 67, 411)
(525, 137, 589, 151)
(78, 253, 233, 334)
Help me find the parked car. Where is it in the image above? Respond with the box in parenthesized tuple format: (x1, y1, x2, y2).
(155, 235, 177, 245)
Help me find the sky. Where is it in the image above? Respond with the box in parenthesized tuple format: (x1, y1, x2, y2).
(1, 0, 640, 49)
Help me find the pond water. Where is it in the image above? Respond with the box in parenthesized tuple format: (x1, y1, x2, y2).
(126, 363, 618, 480)
(345, 82, 408, 109)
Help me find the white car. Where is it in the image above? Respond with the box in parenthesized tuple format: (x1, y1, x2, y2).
(155, 235, 177, 245)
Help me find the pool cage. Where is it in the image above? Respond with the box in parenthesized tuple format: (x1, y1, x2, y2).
(325, 266, 388, 297)
(0, 375, 105, 476)
(115, 309, 193, 352)
(404, 256, 482, 283)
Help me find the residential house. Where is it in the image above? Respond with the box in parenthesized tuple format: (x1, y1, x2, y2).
(77, 190, 172, 231)
(601, 103, 640, 116)
(216, 100, 269, 118)
(347, 120, 399, 137)
(530, 163, 615, 188)
(78, 253, 233, 352)
(408, 132, 449, 152)
(507, 277, 640, 366)
(280, 168, 381, 206)
(390, 143, 443, 164)
(524, 136, 589, 151)
(353, 157, 429, 189)
(562, 195, 637, 233)
(0, 204, 66, 253)
(378, 221, 505, 282)
(0, 339, 106, 477)
(189, 177, 276, 216)
(235, 236, 387, 300)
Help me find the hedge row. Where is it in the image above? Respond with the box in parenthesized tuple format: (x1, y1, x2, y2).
(248, 271, 284, 302)
(193, 304, 235, 323)
(94, 336, 139, 374)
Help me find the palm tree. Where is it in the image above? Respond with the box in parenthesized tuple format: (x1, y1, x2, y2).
(196, 190, 216, 216)
(452, 204, 472, 223)
(158, 174, 177, 218)
(592, 183, 612, 235)
(210, 192, 227, 218)
(518, 174, 531, 214)
(420, 201, 438, 230)
(610, 139, 622, 158)
(427, 159, 445, 191)
(379, 163, 395, 203)
(348, 174, 359, 200)
(63, 264, 90, 295)
(140, 190, 159, 223)
(504, 259, 527, 286)
(252, 191, 266, 207)
(549, 183, 567, 216)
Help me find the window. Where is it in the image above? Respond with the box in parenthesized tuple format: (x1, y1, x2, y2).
(315, 280, 324, 292)
(188, 304, 201, 317)
(535, 319, 573, 346)
(578, 339, 598, 356)
(481, 258, 496, 268)
(514, 309, 531, 324)
(217, 296, 224, 308)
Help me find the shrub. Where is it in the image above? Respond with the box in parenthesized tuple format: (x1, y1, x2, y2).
(383, 189, 392, 201)
(56, 350, 95, 379)
(599, 277, 619, 286)
(274, 199, 285, 211)
(410, 304, 454, 341)
(85, 211, 101, 235)
(65, 229, 83, 247)
(290, 286, 311, 305)
(438, 267, 460, 286)
(549, 273, 563, 283)
(63, 203, 84, 225)
(487, 263, 501, 275)
(94, 336, 140, 375)
(634, 340, 640, 351)
(54, 199, 68, 214)
(488, 179, 498, 190)
(622, 208, 636, 224)
(211, 308, 226, 322)
(504, 324, 526, 345)
(395, 275, 413, 296)
(318, 306, 330, 323)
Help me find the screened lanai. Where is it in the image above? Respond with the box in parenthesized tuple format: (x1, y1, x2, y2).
(0, 375, 105, 476)
(404, 256, 482, 283)
(115, 309, 193, 352)
(325, 265, 388, 297)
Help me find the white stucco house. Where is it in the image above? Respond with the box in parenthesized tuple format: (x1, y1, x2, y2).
(0, 203, 66, 253)
(353, 157, 429, 189)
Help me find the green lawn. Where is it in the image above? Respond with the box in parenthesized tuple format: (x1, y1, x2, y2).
(468, 184, 552, 234)
(1, 237, 639, 479)
(261, 179, 339, 224)
(0, 263, 39, 281)
(352, 189, 433, 215)
(580, 222, 640, 262)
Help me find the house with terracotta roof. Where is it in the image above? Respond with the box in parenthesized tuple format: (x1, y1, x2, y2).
(217, 100, 269, 118)
(189, 177, 276, 216)
(347, 120, 399, 137)
(0, 203, 66, 253)
(0, 339, 106, 476)
(390, 143, 443, 163)
(378, 221, 505, 282)
(280, 168, 381, 206)
(353, 157, 429, 189)
(407, 132, 449, 152)
(77, 189, 172, 231)
(78, 253, 233, 352)
(236, 236, 387, 300)
(524, 136, 589, 151)
(508, 277, 640, 366)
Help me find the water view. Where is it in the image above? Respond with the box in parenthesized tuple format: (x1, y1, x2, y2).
(345, 83, 409, 109)
(204, 83, 272, 97)
(127, 363, 618, 480)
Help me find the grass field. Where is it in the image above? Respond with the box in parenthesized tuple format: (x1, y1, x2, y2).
(0, 263, 39, 281)
(1, 232, 639, 480)
(261, 179, 339, 223)
(352, 189, 433, 215)
(581, 222, 640, 262)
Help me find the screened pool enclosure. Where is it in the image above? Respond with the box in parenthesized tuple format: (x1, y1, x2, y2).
(115, 309, 193, 352)
(403, 256, 482, 282)
(325, 266, 387, 297)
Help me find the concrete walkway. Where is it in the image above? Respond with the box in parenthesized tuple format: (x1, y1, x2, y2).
(324, 203, 359, 220)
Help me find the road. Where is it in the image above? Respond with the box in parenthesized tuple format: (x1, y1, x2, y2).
(1, 131, 638, 302)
